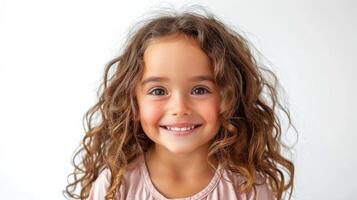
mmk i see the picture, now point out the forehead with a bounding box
[142,34,213,80]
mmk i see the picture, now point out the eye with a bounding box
[148,88,166,96]
[148,86,211,96]
[192,87,210,95]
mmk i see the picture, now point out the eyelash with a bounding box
[148,86,211,96]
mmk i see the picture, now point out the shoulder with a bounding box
[88,168,111,200]
[222,168,274,200]
[88,156,144,200]
[247,181,275,200]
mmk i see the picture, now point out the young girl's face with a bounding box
[135,34,221,155]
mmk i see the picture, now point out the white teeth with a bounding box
[165,125,196,131]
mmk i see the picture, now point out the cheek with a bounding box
[199,98,221,122]
[139,101,163,126]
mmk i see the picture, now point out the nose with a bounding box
[169,92,192,116]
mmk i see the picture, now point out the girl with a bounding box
[65,9,295,200]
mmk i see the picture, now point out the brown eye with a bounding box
[192,87,210,95]
[148,88,166,96]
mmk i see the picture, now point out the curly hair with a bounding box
[64,8,296,200]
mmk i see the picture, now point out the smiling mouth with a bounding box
[160,124,202,136]
[159,124,202,131]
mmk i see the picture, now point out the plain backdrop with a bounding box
[0,0,356,199]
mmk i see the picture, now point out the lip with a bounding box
[159,124,202,137]
[160,123,202,128]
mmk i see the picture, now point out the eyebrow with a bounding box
[141,75,215,86]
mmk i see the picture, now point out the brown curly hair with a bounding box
[64,7,296,200]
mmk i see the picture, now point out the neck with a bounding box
[144,144,219,178]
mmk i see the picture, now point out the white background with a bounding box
[0,0,356,199]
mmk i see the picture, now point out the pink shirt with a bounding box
[88,155,274,200]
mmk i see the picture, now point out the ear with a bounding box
[133,110,140,121]
[131,94,140,121]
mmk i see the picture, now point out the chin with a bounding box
[164,144,200,155]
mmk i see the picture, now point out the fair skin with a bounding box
[135,34,222,198]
